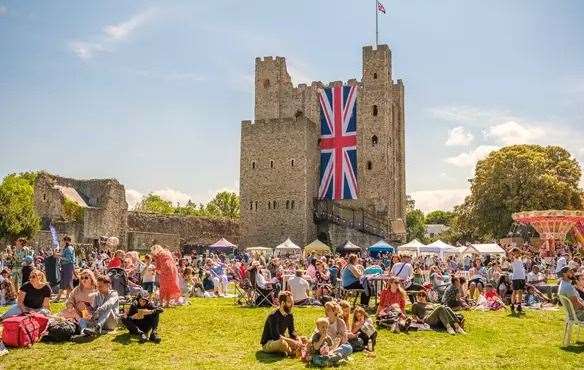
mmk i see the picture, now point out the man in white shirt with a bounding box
[527,265,545,286]
[286,270,310,305]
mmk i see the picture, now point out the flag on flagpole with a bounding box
[377,1,386,14]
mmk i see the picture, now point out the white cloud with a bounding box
[152,188,192,206]
[445,145,500,168]
[125,189,144,209]
[0,5,7,16]
[410,188,470,213]
[287,60,316,85]
[70,8,156,60]
[430,105,513,127]
[103,8,156,41]
[445,126,473,146]
[485,121,545,145]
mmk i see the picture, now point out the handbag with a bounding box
[361,320,376,338]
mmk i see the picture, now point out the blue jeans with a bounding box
[1,304,50,320]
[331,343,353,361]
[79,310,118,332]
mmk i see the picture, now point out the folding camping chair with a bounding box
[249,268,274,307]
[233,276,254,306]
[558,295,584,347]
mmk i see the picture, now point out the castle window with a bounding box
[286,200,290,209]
[367,161,373,170]
[291,159,295,167]
[255,201,258,210]
[252,161,256,169]
[295,110,303,118]
[270,160,274,169]
[249,201,253,210]
[268,202,271,210]
[273,201,277,209]
[291,200,295,209]
[373,72,378,79]
[43,194,47,201]
[372,135,378,146]
[372,105,378,116]
[263,79,270,88]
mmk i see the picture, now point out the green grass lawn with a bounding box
[0,299,583,370]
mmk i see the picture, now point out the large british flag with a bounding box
[318,85,358,200]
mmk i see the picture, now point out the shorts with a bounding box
[142,282,155,293]
[512,279,526,291]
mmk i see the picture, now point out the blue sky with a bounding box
[1,1,583,212]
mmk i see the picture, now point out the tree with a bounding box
[425,210,455,226]
[451,145,583,240]
[205,191,239,219]
[406,209,426,242]
[0,174,40,239]
[134,194,175,214]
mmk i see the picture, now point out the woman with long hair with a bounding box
[151,245,181,307]
[1,269,52,319]
[61,269,97,321]
[376,277,410,333]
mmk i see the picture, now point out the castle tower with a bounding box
[239,45,406,249]
[356,45,406,223]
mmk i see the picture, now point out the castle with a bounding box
[240,44,406,249]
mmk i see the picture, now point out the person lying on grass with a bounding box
[412,291,465,335]
[260,291,303,356]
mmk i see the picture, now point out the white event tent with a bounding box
[273,238,302,257]
[462,243,506,257]
[424,240,459,258]
[398,239,426,255]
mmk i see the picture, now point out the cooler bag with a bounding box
[2,313,49,348]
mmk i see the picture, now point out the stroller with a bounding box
[107,267,132,311]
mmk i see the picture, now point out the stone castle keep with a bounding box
[240,45,406,249]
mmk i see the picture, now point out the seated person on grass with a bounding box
[308,317,335,366]
[121,290,162,343]
[350,306,377,353]
[442,277,469,310]
[0,269,17,306]
[412,291,465,335]
[1,269,51,320]
[323,301,353,362]
[260,291,302,356]
[79,274,119,336]
[287,269,311,305]
[376,277,410,333]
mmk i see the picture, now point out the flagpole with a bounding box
[375,0,379,48]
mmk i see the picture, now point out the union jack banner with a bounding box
[318,85,358,200]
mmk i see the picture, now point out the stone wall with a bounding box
[127,231,181,251]
[127,212,239,247]
[323,222,384,251]
[240,116,319,248]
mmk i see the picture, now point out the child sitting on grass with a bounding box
[351,306,377,354]
[308,317,335,367]
[482,283,506,310]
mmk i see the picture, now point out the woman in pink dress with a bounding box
[151,245,181,307]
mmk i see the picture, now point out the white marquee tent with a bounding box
[462,243,506,256]
[398,239,426,255]
[424,240,459,258]
[274,238,302,257]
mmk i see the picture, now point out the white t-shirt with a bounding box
[141,263,156,283]
[527,271,544,285]
[391,262,413,281]
[511,260,526,280]
[556,257,567,273]
[287,276,310,302]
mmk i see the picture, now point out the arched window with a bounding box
[254,201,258,210]
[273,201,277,209]
[249,201,253,210]
[373,72,378,79]
[252,161,256,169]
[286,200,290,209]
[291,200,295,209]
[291,159,295,167]
[372,135,378,146]
[270,160,274,169]
[263,79,270,88]
[372,105,378,116]
[367,161,372,170]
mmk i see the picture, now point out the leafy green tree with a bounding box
[425,210,455,226]
[0,174,40,239]
[135,194,175,214]
[406,209,426,242]
[205,191,239,219]
[451,145,583,240]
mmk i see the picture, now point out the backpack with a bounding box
[2,313,49,348]
[44,318,77,342]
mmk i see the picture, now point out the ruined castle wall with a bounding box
[126,231,181,251]
[240,116,319,248]
[127,212,239,247]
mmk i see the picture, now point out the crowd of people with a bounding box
[0,235,583,365]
